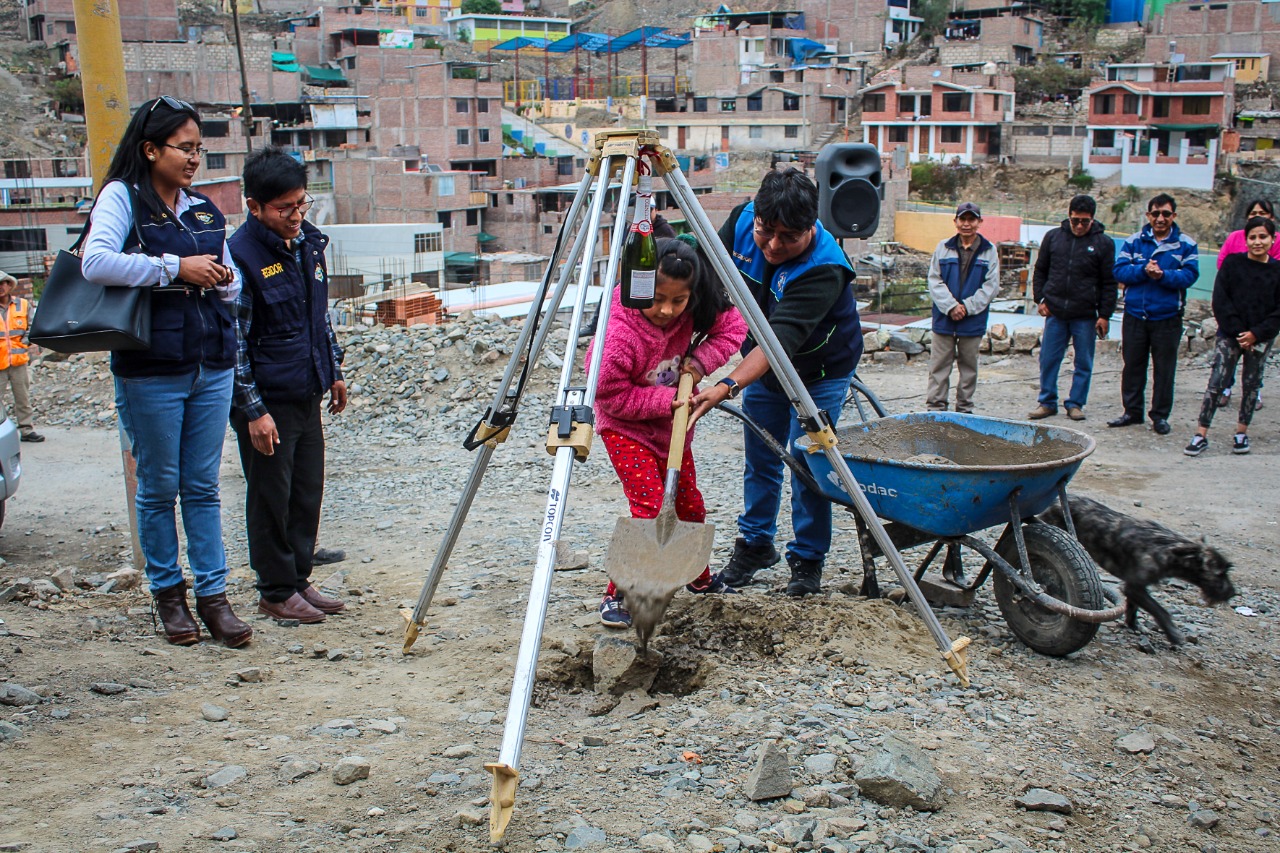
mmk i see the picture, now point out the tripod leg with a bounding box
[662,161,971,687]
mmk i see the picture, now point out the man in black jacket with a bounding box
[1028,195,1118,421]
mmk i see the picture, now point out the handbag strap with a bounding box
[71,181,148,257]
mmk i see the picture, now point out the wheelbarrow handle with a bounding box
[666,371,695,476]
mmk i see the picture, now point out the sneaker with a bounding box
[1233,433,1250,455]
[686,572,740,595]
[1183,435,1208,457]
[719,538,781,587]
[1027,405,1056,420]
[784,555,823,597]
[20,432,44,443]
[1217,388,1232,409]
[599,593,631,628]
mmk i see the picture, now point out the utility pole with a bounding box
[71,0,144,572]
[230,0,256,154]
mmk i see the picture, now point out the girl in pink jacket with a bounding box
[589,236,748,628]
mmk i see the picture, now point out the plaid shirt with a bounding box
[231,236,343,421]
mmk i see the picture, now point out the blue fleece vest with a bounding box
[227,216,335,401]
[730,203,862,383]
[111,183,236,377]
[932,234,995,337]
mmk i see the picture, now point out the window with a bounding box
[543,224,554,234]
[783,94,800,111]
[991,95,1001,111]
[889,126,909,143]
[203,120,230,138]
[0,229,46,252]
[1093,94,1115,115]
[437,211,452,228]
[205,153,227,169]
[747,95,762,111]
[919,95,932,116]
[456,128,469,144]
[1152,98,1169,118]
[64,19,75,33]
[466,209,479,226]
[784,125,798,138]
[52,159,78,177]
[1093,129,1116,148]
[941,93,971,112]
[1052,126,1076,136]
[455,98,469,113]
[769,71,784,83]
[693,98,707,112]
[414,232,442,252]
[656,125,669,138]
[325,130,345,147]
[477,98,489,113]
[478,128,490,143]
[437,175,455,196]
[1122,94,1140,114]
[557,158,574,176]
[976,127,988,142]
[1182,96,1211,116]
[898,95,915,113]
[941,126,962,143]
[864,93,886,112]
[749,126,762,139]
[720,98,736,112]
[3,160,31,179]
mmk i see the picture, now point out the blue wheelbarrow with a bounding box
[720,380,1126,657]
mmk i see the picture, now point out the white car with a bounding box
[0,416,21,529]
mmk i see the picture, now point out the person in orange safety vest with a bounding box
[0,271,43,442]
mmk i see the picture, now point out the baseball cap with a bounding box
[955,202,982,218]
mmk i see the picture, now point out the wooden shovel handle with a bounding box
[667,371,695,474]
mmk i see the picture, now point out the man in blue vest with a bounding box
[690,168,862,597]
[227,146,347,625]
[925,202,1001,413]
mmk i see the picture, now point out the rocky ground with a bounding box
[1,315,1279,853]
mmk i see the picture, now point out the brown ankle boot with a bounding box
[195,593,253,649]
[152,580,200,646]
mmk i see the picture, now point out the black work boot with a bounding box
[719,537,780,587]
[785,555,823,597]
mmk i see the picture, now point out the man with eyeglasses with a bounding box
[1108,193,1199,435]
[925,201,1001,414]
[227,146,348,624]
[1028,194,1118,422]
[689,168,862,597]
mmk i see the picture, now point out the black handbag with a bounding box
[29,183,153,354]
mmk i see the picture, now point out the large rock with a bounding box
[333,755,371,785]
[592,635,660,696]
[203,765,247,789]
[1200,317,1218,340]
[1012,328,1040,353]
[854,734,944,811]
[744,740,793,801]
[887,334,925,355]
[0,683,41,707]
[873,351,908,366]
[1015,788,1073,814]
[1116,731,1156,754]
[989,323,1009,341]
[989,335,1012,354]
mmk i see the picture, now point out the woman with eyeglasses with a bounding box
[81,96,252,649]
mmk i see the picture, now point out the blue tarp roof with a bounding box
[785,37,833,64]
[541,28,690,54]
[490,36,552,51]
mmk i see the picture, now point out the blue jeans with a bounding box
[115,367,234,596]
[1038,316,1097,411]
[739,373,851,564]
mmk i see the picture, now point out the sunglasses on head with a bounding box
[149,95,194,115]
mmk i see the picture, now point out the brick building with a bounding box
[1082,61,1235,189]
[859,66,1015,164]
[23,0,180,43]
[1146,0,1280,83]
[939,7,1043,68]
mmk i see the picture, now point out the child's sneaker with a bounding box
[1233,433,1250,455]
[686,572,740,595]
[1183,435,1208,457]
[599,594,631,628]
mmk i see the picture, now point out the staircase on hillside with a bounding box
[501,109,590,160]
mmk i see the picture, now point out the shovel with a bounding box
[604,371,715,649]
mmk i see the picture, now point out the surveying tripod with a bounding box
[399,131,972,843]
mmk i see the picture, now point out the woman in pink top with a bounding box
[588,236,748,629]
[1215,199,1275,409]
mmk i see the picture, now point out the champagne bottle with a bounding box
[620,175,656,309]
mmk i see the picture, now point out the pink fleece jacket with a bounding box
[1217,229,1280,268]
[588,287,748,459]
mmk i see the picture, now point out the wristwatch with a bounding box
[717,377,741,399]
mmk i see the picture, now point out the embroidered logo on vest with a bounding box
[195,212,214,224]
[261,263,284,278]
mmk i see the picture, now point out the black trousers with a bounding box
[1120,313,1183,422]
[231,395,325,602]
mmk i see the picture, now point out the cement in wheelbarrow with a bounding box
[798,412,1095,538]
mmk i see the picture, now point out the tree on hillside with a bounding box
[461,0,501,14]
[1040,0,1107,26]
[1012,63,1096,105]
[916,0,949,39]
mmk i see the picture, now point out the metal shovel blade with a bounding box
[605,512,715,646]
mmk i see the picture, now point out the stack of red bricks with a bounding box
[374,292,445,326]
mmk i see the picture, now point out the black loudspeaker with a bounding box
[816,143,883,239]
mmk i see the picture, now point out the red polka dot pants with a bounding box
[600,429,712,596]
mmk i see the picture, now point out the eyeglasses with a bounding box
[149,95,194,115]
[1069,217,1093,227]
[753,222,809,246]
[267,195,315,217]
[1148,210,1175,219]
[163,144,208,160]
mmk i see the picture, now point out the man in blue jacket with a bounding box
[1107,193,1199,435]
[925,202,1001,413]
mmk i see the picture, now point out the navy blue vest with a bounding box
[730,202,862,384]
[110,182,236,377]
[227,216,334,402]
[931,234,995,337]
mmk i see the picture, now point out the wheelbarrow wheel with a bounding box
[992,523,1104,657]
